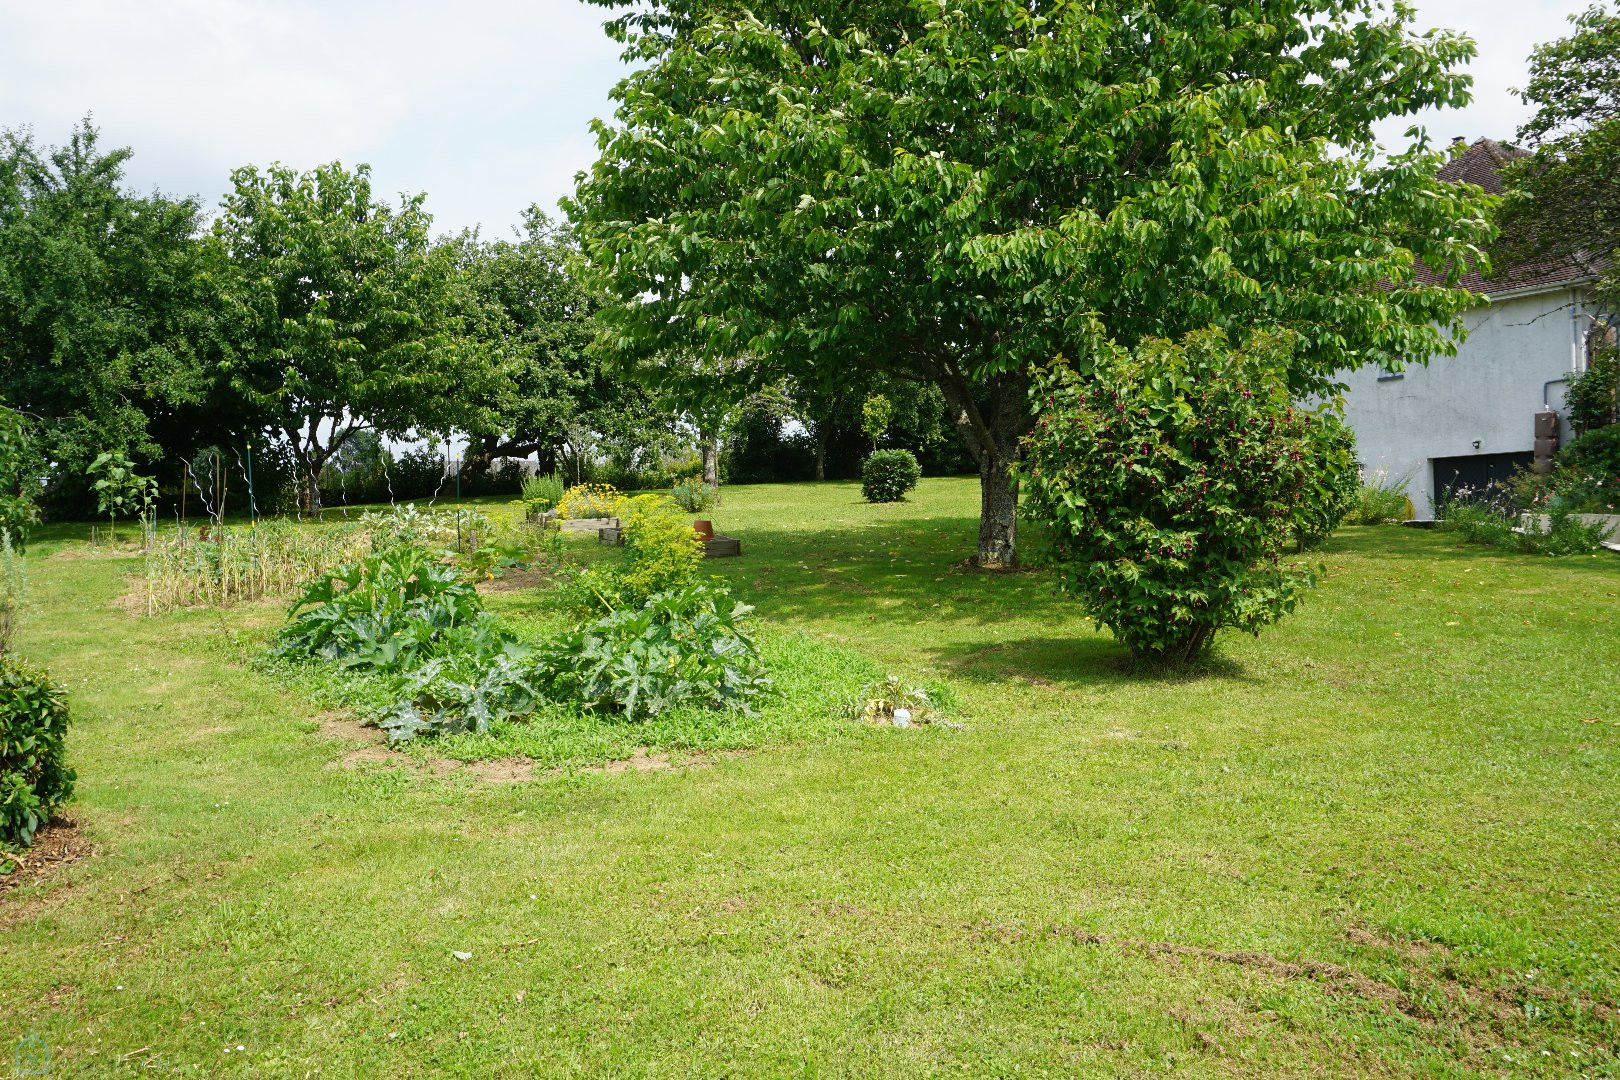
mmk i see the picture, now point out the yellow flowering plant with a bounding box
[555,483,623,520]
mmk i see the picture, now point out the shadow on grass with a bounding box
[1324,526,1620,574]
[698,513,1081,631]
[918,634,1255,690]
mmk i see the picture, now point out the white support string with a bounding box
[381,447,397,506]
[336,456,351,518]
[181,454,217,525]
[231,447,260,523]
[427,440,451,507]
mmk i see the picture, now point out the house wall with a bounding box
[1337,286,1592,515]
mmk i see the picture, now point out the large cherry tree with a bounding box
[569,0,1493,566]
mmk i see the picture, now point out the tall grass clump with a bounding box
[1344,469,1414,525]
[669,475,718,513]
[521,472,566,516]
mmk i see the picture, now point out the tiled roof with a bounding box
[1416,137,1602,296]
[1436,136,1520,194]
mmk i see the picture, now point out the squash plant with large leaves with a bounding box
[532,582,770,722]
[570,0,1494,568]
[274,545,510,674]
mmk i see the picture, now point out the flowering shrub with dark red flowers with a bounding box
[1020,329,1358,667]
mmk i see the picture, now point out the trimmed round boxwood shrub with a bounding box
[1,655,76,849]
[861,449,922,503]
[1021,328,1358,668]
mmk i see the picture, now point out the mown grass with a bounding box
[2,477,1618,1077]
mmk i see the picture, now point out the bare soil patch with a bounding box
[314,710,724,784]
[596,747,674,774]
[462,757,540,783]
[1344,924,1445,959]
[477,567,561,594]
[46,544,140,561]
[1,819,92,912]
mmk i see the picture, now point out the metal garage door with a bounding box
[1432,452,1534,503]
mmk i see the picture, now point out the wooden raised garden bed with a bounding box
[560,515,617,534]
[702,535,741,558]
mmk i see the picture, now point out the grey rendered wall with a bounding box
[1337,287,1590,515]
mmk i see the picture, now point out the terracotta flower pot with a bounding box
[693,519,715,539]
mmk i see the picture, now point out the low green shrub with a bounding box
[1435,494,1518,547]
[1561,424,1620,484]
[1292,424,1361,549]
[0,402,39,550]
[0,533,23,656]
[861,449,922,503]
[532,583,770,721]
[1435,485,1608,555]
[1534,511,1610,555]
[669,476,718,513]
[521,472,565,515]
[0,655,75,850]
[619,495,704,602]
[1020,328,1358,667]
[562,494,705,614]
[1510,459,1619,516]
[1566,345,1619,435]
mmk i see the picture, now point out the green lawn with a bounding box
[3,477,1618,1077]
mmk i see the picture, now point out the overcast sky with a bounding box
[0,0,1594,239]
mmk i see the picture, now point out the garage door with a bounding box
[1432,452,1534,503]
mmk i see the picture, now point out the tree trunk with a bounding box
[291,420,370,516]
[935,367,1028,569]
[700,433,720,488]
[813,425,827,481]
[976,443,1018,569]
[287,423,327,516]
